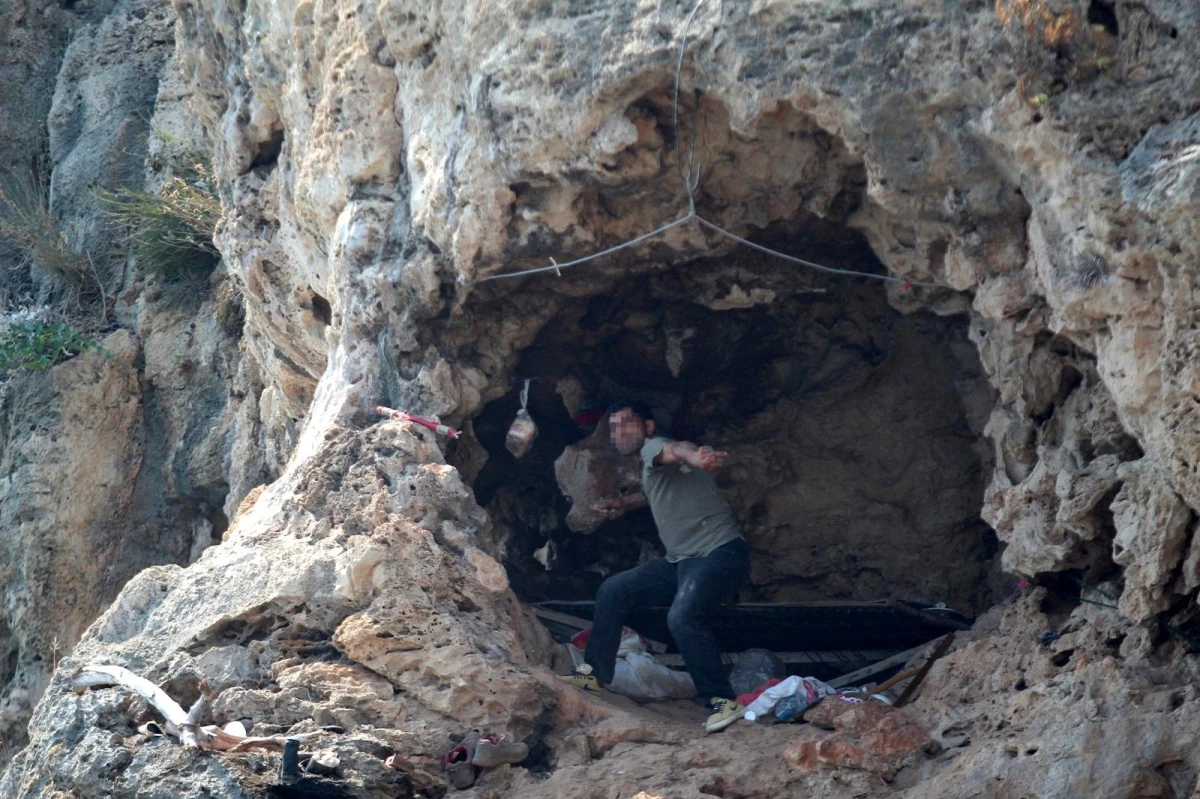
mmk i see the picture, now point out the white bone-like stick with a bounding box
[73,664,337,752]
[202,726,331,752]
[179,690,211,749]
[72,665,189,729]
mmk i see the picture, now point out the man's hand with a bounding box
[689,446,728,473]
[592,498,624,519]
[591,491,648,519]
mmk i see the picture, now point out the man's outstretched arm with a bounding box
[657,440,728,473]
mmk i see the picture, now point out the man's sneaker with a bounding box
[559,663,602,693]
[471,733,530,767]
[704,697,745,733]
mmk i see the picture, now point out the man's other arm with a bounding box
[593,490,649,519]
[656,440,728,473]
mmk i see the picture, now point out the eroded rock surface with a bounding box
[4,0,1200,796]
[1,421,558,796]
[0,333,144,752]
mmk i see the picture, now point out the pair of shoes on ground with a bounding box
[443,731,531,790]
[560,665,744,733]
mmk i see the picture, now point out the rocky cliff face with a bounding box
[0,0,265,761]
[3,0,1200,796]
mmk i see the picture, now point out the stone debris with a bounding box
[785,697,934,778]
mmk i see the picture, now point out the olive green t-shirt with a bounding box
[640,436,742,563]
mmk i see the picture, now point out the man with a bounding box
[560,400,750,733]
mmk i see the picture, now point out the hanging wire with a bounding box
[1162,621,1200,651]
[696,217,936,283]
[674,0,707,211]
[479,214,695,281]
[478,2,942,290]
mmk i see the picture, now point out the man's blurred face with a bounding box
[609,408,648,456]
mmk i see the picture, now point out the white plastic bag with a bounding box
[567,645,696,702]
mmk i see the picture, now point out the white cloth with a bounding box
[567,644,697,701]
[743,675,836,721]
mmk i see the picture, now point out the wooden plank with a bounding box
[866,667,921,697]
[893,633,955,707]
[533,607,591,630]
[654,649,897,668]
[534,607,667,654]
[827,640,938,689]
[887,602,972,631]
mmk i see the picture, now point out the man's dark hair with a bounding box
[607,399,654,423]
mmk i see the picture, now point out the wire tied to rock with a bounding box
[1068,576,1200,651]
[674,0,706,214]
[479,0,941,291]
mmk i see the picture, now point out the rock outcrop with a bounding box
[2,420,558,797]
[3,0,1200,796]
[0,332,144,752]
[0,0,262,759]
[785,698,933,779]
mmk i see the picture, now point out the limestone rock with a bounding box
[1,0,262,753]
[554,424,641,534]
[1,421,556,795]
[0,331,143,753]
[47,0,176,260]
[902,592,1200,799]
[786,699,933,778]
[1111,461,1192,621]
[9,0,1200,797]
[0,0,76,172]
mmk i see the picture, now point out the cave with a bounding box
[457,217,1002,631]
[423,90,1015,684]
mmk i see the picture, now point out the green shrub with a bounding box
[0,320,105,372]
[0,168,89,284]
[96,157,221,282]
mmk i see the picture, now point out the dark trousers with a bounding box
[584,538,749,701]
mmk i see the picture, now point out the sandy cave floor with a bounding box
[464,685,861,799]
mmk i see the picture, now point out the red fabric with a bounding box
[443,745,470,765]
[573,408,604,427]
[569,626,642,650]
[737,678,783,708]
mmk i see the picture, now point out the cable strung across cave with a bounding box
[480,0,942,290]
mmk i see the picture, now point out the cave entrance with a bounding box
[464,220,1000,641]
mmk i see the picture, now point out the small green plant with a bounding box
[96,157,221,282]
[0,168,89,284]
[0,320,104,372]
